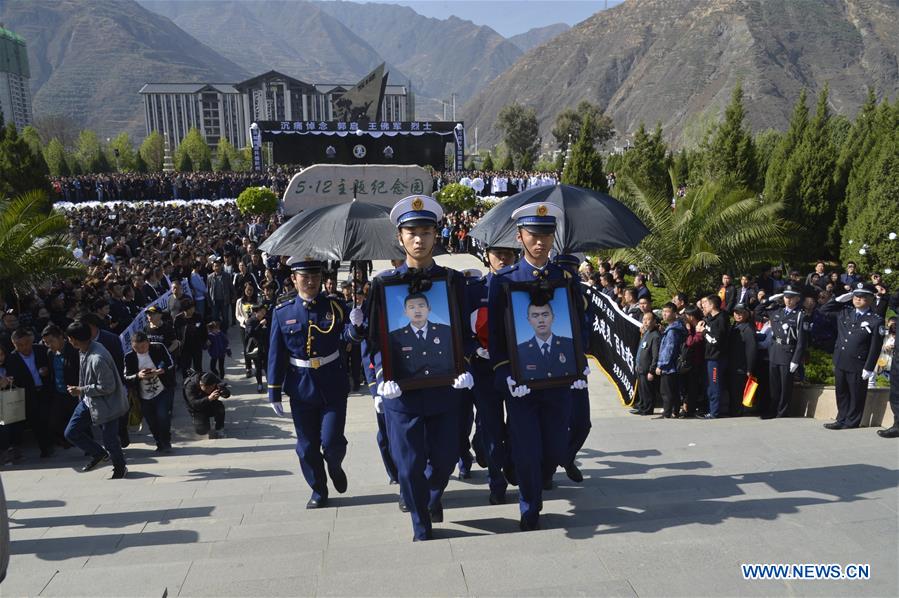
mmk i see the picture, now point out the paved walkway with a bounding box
[2,254,898,597]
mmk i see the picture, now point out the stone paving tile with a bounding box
[40,562,191,597]
[316,562,468,597]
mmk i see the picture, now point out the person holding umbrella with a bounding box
[367,195,475,542]
[487,203,590,532]
[267,258,367,509]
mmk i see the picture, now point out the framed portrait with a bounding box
[376,273,465,391]
[504,279,586,390]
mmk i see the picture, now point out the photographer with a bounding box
[183,371,229,439]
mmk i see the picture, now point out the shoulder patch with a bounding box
[276,297,294,309]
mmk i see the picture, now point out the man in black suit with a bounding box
[40,325,81,446]
[719,273,738,313]
[388,293,454,379]
[7,327,53,458]
[516,301,576,383]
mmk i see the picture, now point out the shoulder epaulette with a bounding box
[276,294,296,309]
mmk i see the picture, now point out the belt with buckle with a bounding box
[774,338,795,347]
[289,350,340,369]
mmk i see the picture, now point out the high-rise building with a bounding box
[0,25,33,130]
[140,70,414,149]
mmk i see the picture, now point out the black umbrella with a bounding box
[259,201,404,260]
[469,184,649,252]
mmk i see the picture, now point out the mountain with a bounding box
[312,1,523,102]
[139,0,394,84]
[0,0,249,139]
[508,23,570,53]
[464,0,899,148]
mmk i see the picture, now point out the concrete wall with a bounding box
[791,384,892,427]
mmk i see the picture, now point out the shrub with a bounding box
[236,186,278,215]
[435,183,477,212]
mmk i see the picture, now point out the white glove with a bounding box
[769,293,784,302]
[349,307,364,326]
[270,402,285,417]
[452,371,474,390]
[861,369,874,381]
[506,376,531,398]
[582,365,591,377]
[377,380,402,399]
[836,292,853,303]
[476,346,490,360]
[374,395,383,414]
[789,362,799,373]
[570,379,588,390]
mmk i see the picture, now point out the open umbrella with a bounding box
[259,200,404,260]
[469,184,649,252]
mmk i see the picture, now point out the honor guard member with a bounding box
[367,195,474,542]
[268,257,366,508]
[467,244,518,504]
[754,283,809,418]
[552,253,590,483]
[819,282,885,429]
[487,203,590,531]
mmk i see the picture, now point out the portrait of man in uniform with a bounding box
[384,279,458,383]
[507,284,581,387]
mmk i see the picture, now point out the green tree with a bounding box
[763,90,808,204]
[496,103,539,168]
[499,151,514,171]
[140,131,165,171]
[175,150,193,173]
[621,123,671,199]
[0,190,84,293]
[610,176,793,296]
[435,182,477,211]
[21,125,43,158]
[90,150,111,174]
[175,128,212,172]
[482,152,494,171]
[551,101,615,152]
[0,122,52,198]
[702,82,757,189]
[215,138,238,172]
[236,186,278,215]
[74,130,103,173]
[832,89,880,241]
[134,151,148,173]
[44,138,71,177]
[561,114,608,192]
[753,129,782,185]
[108,132,137,171]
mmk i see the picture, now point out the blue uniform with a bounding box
[488,259,582,527]
[368,262,467,541]
[362,336,398,483]
[466,273,509,497]
[268,292,362,501]
[516,335,578,381]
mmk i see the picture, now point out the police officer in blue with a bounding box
[367,195,475,541]
[467,243,518,503]
[268,257,366,508]
[754,283,809,419]
[819,282,884,429]
[516,301,578,381]
[487,203,590,531]
[552,253,590,483]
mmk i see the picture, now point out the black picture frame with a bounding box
[504,278,586,390]
[376,273,465,391]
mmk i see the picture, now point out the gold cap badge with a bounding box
[411,198,424,211]
[536,205,548,217]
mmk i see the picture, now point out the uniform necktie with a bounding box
[542,343,549,358]
[417,330,424,342]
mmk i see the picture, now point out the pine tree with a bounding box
[0,122,52,198]
[134,152,148,173]
[178,128,212,172]
[75,130,103,173]
[109,132,136,171]
[499,151,514,171]
[561,114,608,192]
[44,138,69,177]
[621,122,671,198]
[482,152,494,170]
[176,150,193,172]
[140,131,165,171]
[763,90,808,203]
[704,82,757,189]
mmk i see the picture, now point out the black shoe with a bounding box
[398,497,409,512]
[306,496,328,509]
[458,468,471,480]
[412,531,433,542]
[629,409,641,414]
[489,491,506,505]
[519,516,540,532]
[543,477,554,491]
[824,422,845,430]
[429,503,444,523]
[504,463,518,487]
[877,426,899,438]
[81,453,109,472]
[245,369,253,379]
[110,466,128,479]
[329,465,348,494]
[119,437,130,449]
[564,462,584,483]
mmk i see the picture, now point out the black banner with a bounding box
[583,284,641,406]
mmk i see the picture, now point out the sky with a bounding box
[331,0,622,37]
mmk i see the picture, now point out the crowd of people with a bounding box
[436,170,559,197]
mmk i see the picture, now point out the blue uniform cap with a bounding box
[511,202,563,234]
[390,195,444,228]
[851,282,876,296]
[289,256,323,273]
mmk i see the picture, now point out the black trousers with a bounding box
[25,387,53,453]
[682,367,704,415]
[192,400,225,434]
[210,356,226,379]
[659,373,680,416]
[834,367,868,428]
[346,344,362,390]
[637,373,659,414]
[49,390,79,442]
[728,369,748,417]
[768,363,795,418]
[181,346,203,376]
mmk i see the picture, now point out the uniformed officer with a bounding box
[819,282,884,430]
[466,243,518,503]
[487,203,590,531]
[552,253,590,483]
[754,283,808,418]
[879,318,898,438]
[267,258,365,508]
[516,302,578,381]
[388,293,455,379]
[367,195,475,542]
